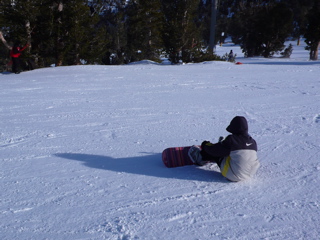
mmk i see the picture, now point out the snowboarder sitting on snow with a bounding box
[188,116,260,182]
[10,41,29,74]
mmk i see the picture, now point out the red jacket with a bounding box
[10,44,28,58]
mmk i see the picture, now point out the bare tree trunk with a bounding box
[0,31,12,50]
[310,2,320,60]
[75,43,80,65]
[310,41,320,60]
[55,1,64,66]
[314,41,320,60]
[25,20,32,47]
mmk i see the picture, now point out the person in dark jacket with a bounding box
[188,116,260,182]
[228,50,234,61]
[10,41,28,74]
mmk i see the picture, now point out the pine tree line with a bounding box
[0,0,319,70]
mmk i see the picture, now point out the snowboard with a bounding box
[162,146,195,168]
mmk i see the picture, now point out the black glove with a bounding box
[201,141,210,148]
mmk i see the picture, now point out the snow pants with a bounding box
[12,57,21,73]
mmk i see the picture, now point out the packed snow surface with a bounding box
[1,42,320,240]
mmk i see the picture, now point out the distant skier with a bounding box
[228,50,234,62]
[188,116,260,182]
[10,41,28,74]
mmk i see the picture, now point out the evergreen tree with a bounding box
[0,0,37,44]
[197,0,211,46]
[0,0,108,67]
[126,0,163,63]
[0,0,50,69]
[161,0,202,64]
[47,0,107,66]
[1,0,319,67]
[259,3,293,58]
[215,0,238,45]
[304,0,320,60]
[62,0,108,65]
[283,0,314,45]
[0,2,10,71]
[229,1,293,57]
[100,0,128,64]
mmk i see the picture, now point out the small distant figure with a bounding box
[10,41,28,74]
[228,50,234,62]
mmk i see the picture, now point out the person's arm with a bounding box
[20,43,29,51]
[0,31,12,50]
[201,137,231,157]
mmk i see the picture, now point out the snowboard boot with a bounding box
[188,145,206,166]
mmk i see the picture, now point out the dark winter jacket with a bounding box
[202,116,260,181]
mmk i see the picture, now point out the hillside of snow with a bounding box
[1,42,320,239]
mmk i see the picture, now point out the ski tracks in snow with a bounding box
[90,181,228,239]
[1,57,320,239]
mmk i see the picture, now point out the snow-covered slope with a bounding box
[1,43,320,239]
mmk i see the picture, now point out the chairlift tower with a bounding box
[209,0,217,52]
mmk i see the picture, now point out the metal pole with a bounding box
[209,0,217,52]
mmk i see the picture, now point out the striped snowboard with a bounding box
[162,146,195,168]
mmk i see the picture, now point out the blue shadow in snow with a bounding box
[242,60,320,66]
[54,153,226,183]
[1,71,13,75]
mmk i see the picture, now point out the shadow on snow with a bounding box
[54,152,227,183]
[242,60,320,66]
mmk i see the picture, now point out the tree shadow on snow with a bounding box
[1,71,13,75]
[54,152,227,183]
[243,60,320,66]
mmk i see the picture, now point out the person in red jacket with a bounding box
[10,41,28,74]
